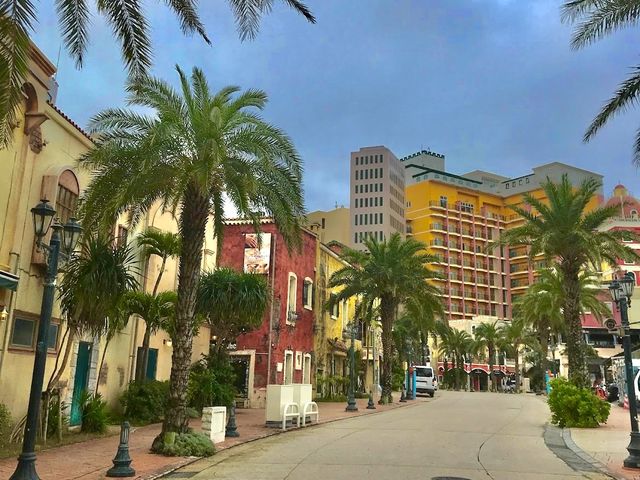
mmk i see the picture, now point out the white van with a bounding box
[415,365,437,397]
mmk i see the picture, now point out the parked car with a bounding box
[415,365,437,397]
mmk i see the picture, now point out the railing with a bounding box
[510,279,528,288]
[449,242,461,249]
[449,304,462,312]
[430,239,445,246]
[477,276,488,285]
[430,223,445,231]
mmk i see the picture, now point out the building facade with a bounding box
[0,43,213,421]
[350,146,406,249]
[306,207,350,246]
[218,220,317,408]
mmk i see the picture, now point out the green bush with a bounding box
[315,394,347,402]
[80,391,110,433]
[188,353,236,413]
[0,403,12,447]
[153,432,215,457]
[120,380,169,424]
[548,377,610,428]
[46,397,69,438]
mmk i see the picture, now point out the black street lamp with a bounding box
[346,322,358,412]
[609,272,640,470]
[11,200,82,480]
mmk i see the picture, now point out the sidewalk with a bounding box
[0,395,418,480]
[569,402,640,480]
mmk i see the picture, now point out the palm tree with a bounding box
[435,324,473,390]
[498,318,536,393]
[196,268,270,356]
[500,174,635,386]
[561,0,640,163]
[474,320,502,391]
[328,234,442,403]
[515,268,611,381]
[124,290,177,380]
[136,228,181,381]
[400,295,444,364]
[78,67,304,443]
[53,234,139,392]
[0,0,315,146]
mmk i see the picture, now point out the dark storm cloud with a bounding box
[32,0,640,211]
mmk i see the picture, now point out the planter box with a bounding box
[202,406,226,443]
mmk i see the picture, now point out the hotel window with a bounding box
[286,273,297,324]
[369,213,373,224]
[355,215,358,226]
[380,213,383,223]
[439,196,447,207]
[303,278,313,310]
[354,232,357,243]
[380,197,383,206]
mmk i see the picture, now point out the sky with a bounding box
[32,0,640,212]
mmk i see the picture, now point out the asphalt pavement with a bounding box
[166,390,611,480]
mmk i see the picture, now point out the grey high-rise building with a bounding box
[350,146,405,249]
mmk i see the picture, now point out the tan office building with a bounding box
[306,207,350,246]
[350,146,405,249]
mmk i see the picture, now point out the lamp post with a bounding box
[346,322,358,412]
[609,272,640,470]
[11,200,82,480]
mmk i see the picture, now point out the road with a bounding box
[171,390,610,480]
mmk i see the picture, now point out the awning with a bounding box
[0,270,18,291]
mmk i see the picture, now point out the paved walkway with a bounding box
[570,401,640,480]
[0,396,409,479]
[168,391,607,480]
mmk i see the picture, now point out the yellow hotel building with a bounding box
[402,152,604,324]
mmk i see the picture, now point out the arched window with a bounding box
[56,170,79,224]
[631,210,638,220]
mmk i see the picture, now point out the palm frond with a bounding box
[55,0,91,67]
[163,0,210,43]
[0,0,36,147]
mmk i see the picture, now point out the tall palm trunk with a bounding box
[137,256,168,382]
[159,185,208,439]
[420,331,427,364]
[560,261,587,387]
[379,295,395,404]
[539,320,550,380]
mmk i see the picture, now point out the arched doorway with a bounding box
[470,368,489,391]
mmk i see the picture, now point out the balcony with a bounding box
[463,275,476,283]
[430,223,446,231]
[509,248,527,259]
[430,239,446,247]
[449,256,462,266]
[448,242,461,250]
[449,304,463,313]
[477,276,488,286]
[429,200,449,209]
[510,279,529,289]
[449,272,461,282]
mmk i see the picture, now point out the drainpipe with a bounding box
[266,233,277,385]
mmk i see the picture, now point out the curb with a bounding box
[543,423,617,479]
[152,398,427,479]
[561,428,619,479]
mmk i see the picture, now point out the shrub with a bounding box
[0,403,12,447]
[46,397,69,438]
[188,353,236,413]
[120,380,169,424]
[153,432,215,457]
[80,391,110,433]
[548,377,610,428]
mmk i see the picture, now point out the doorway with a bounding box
[231,356,250,398]
[302,354,311,384]
[70,341,93,426]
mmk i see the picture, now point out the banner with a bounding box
[243,233,271,274]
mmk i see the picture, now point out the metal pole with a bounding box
[11,228,61,480]
[620,296,640,468]
[346,324,358,411]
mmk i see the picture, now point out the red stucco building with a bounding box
[218,219,318,408]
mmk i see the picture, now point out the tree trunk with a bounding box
[560,261,588,387]
[420,331,427,364]
[539,320,550,380]
[379,295,395,404]
[95,335,112,394]
[156,185,208,445]
[48,326,77,392]
[137,257,167,382]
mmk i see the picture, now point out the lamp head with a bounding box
[609,279,623,303]
[62,217,82,255]
[31,199,56,241]
[622,272,636,299]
